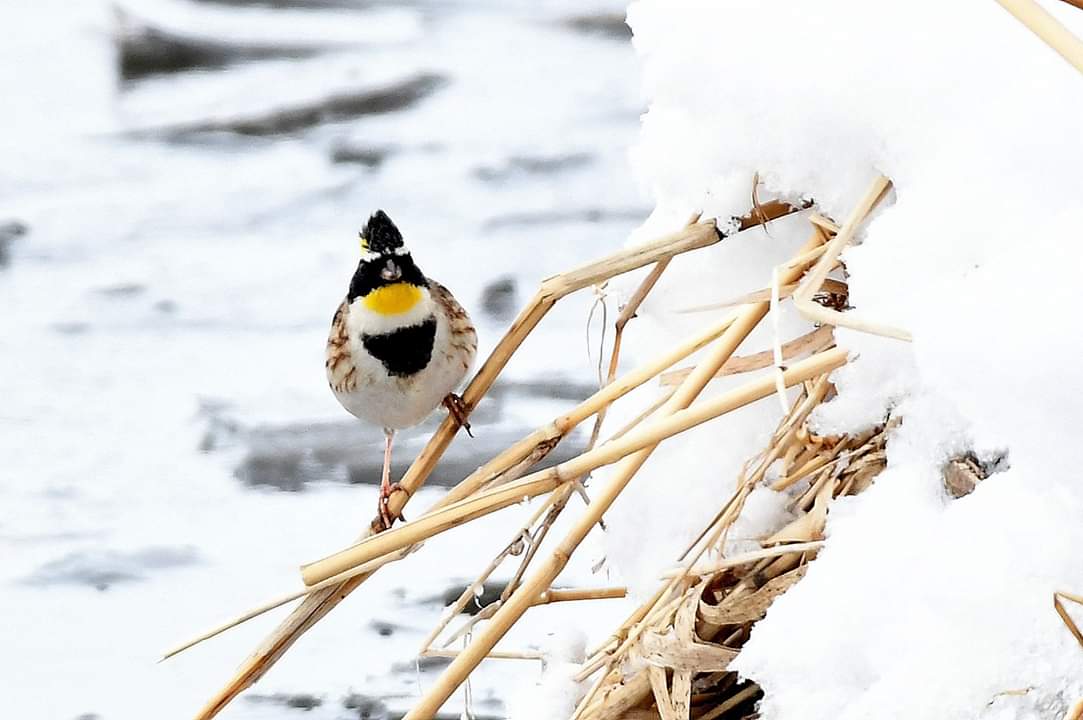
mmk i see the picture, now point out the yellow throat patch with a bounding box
[362,282,423,315]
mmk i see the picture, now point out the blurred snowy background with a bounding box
[0,1,644,718]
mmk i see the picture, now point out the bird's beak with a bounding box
[380,258,402,281]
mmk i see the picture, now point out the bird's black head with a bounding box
[361,210,405,255]
[349,210,427,304]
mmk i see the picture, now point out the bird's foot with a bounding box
[378,481,408,529]
[443,393,473,437]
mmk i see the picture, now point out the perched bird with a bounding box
[326,210,477,527]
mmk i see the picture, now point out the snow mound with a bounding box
[586,1,1083,718]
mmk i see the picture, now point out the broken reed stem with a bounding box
[537,587,629,604]
[661,541,825,578]
[993,0,1083,74]
[161,543,416,661]
[191,204,802,719]
[400,234,835,720]
[792,174,912,341]
[808,213,839,234]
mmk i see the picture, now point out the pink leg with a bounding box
[378,428,399,528]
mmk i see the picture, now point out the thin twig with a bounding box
[662,541,825,578]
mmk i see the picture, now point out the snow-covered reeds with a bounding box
[570,396,897,720]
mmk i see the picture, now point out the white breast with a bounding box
[333,293,471,430]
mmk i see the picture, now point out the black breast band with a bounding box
[362,317,437,377]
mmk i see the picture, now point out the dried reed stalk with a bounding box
[423,648,545,661]
[994,0,1083,73]
[675,278,847,314]
[808,213,839,234]
[191,203,806,719]
[1054,590,1083,648]
[659,326,835,386]
[537,588,631,603]
[662,541,825,578]
[420,588,628,663]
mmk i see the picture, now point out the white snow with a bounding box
[570,1,1083,718]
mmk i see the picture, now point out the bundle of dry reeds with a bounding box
[167,175,906,720]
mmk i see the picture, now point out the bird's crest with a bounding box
[360,210,405,255]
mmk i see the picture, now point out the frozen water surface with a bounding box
[0,1,643,717]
